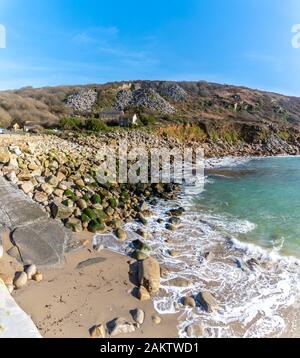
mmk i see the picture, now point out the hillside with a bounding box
[1,80,300,143]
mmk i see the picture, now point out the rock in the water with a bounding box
[166,277,192,287]
[204,251,215,262]
[165,223,176,231]
[108,317,136,337]
[168,250,178,257]
[13,271,28,289]
[116,228,126,241]
[138,257,161,294]
[90,324,106,338]
[166,207,185,217]
[136,228,148,239]
[131,309,145,325]
[186,323,204,337]
[138,201,149,212]
[183,296,196,308]
[197,291,218,312]
[25,264,37,280]
[138,286,151,301]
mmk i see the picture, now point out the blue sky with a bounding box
[1,0,300,95]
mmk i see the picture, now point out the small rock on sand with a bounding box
[32,272,43,282]
[13,271,28,289]
[108,317,136,337]
[138,286,151,301]
[25,264,37,280]
[90,324,106,338]
[0,244,3,259]
[131,309,145,325]
[152,315,162,325]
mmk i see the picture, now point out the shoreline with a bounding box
[1,133,300,338]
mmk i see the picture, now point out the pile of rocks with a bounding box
[115,88,176,114]
[159,83,188,102]
[65,89,98,113]
[0,135,180,235]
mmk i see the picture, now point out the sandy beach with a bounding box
[0,231,178,338]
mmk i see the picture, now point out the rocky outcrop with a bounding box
[65,89,97,113]
[159,83,188,102]
[115,88,176,114]
[138,257,161,294]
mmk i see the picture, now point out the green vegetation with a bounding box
[277,131,290,141]
[223,130,240,144]
[59,116,82,130]
[157,124,206,143]
[139,114,156,126]
[208,129,219,142]
[85,118,108,132]
[91,194,101,204]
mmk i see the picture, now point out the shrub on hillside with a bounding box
[85,118,108,132]
[59,116,82,130]
[140,114,156,126]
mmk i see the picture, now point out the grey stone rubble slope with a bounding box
[0,176,71,267]
[115,88,176,114]
[65,89,98,113]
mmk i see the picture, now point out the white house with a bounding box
[119,114,139,127]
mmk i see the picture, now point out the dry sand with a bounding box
[0,232,178,338]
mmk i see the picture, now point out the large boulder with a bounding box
[138,257,160,294]
[197,291,218,312]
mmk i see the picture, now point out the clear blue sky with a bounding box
[1,0,300,95]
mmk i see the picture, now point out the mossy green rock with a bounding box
[91,194,101,204]
[81,213,90,223]
[83,207,97,220]
[132,250,148,261]
[88,220,106,233]
[108,197,118,208]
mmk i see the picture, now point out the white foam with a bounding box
[206,156,252,169]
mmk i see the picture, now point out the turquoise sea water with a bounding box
[200,156,300,257]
